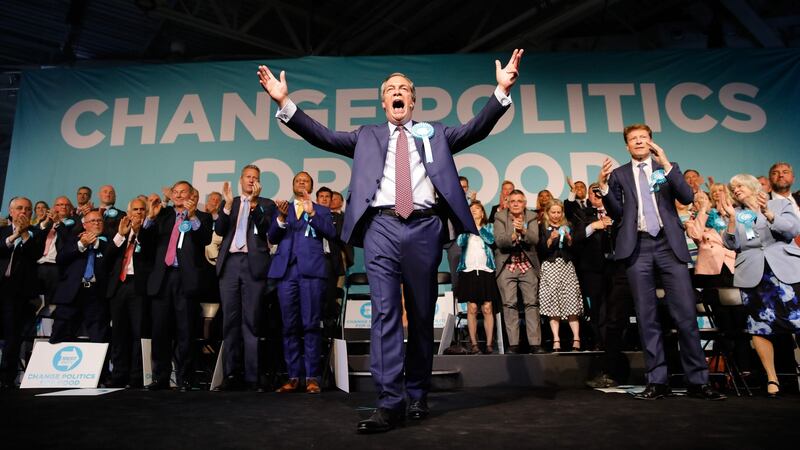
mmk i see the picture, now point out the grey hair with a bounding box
[729,174,762,206]
[380,72,416,102]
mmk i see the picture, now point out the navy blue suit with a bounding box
[281,95,509,409]
[214,196,275,383]
[50,235,116,344]
[603,160,709,385]
[268,202,335,380]
[0,226,41,385]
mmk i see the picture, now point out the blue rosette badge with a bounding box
[705,208,727,232]
[411,122,435,163]
[736,210,758,240]
[558,225,570,249]
[104,208,118,219]
[178,220,192,233]
[649,169,667,192]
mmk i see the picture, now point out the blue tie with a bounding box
[234,198,250,249]
[638,162,660,237]
[83,247,96,281]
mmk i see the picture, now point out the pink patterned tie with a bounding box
[164,212,183,266]
[394,125,413,219]
[42,227,57,257]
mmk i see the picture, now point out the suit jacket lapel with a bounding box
[376,124,390,164]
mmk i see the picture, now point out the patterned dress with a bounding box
[538,223,583,319]
[741,263,800,335]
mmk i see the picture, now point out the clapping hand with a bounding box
[147,193,162,219]
[118,216,131,236]
[222,181,234,207]
[276,200,289,219]
[598,158,614,190]
[249,181,262,207]
[79,230,97,247]
[300,190,315,216]
[647,141,672,172]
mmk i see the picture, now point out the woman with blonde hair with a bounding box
[719,174,800,398]
[538,199,583,352]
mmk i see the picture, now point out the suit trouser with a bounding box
[578,269,605,347]
[109,277,145,386]
[625,232,708,385]
[276,261,325,379]
[443,240,461,299]
[1,296,34,384]
[36,263,59,305]
[600,261,635,382]
[497,267,541,347]
[151,268,197,385]
[50,287,108,343]
[364,213,442,411]
[219,253,265,383]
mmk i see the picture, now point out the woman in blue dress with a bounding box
[720,174,800,398]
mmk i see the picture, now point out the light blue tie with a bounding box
[234,198,249,249]
[638,162,660,237]
[83,247,96,281]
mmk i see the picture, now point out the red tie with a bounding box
[120,235,136,282]
[794,235,800,247]
[42,227,57,257]
[394,125,413,219]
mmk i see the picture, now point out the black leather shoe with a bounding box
[506,345,520,354]
[407,399,429,420]
[178,381,195,393]
[529,345,547,354]
[357,408,404,434]
[687,384,726,401]
[214,375,244,392]
[634,383,671,400]
[144,381,170,391]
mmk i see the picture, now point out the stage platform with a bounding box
[2,385,795,449]
[344,351,646,391]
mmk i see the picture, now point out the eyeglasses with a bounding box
[84,219,103,224]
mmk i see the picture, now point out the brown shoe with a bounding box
[275,378,300,393]
[305,378,321,394]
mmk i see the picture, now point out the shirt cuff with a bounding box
[276,217,288,229]
[494,86,512,107]
[113,233,126,247]
[223,206,232,216]
[77,241,87,252]
[276,99,297,123]
[568,191,577,202]
[143,217,154,229]
[5,237,14,248]
[600,185,609,196]
[585,224,595,238]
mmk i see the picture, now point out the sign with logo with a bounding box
[21,342,108,389]
[344,300,372,329]
[344,292,455,330]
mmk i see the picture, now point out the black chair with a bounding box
[697,288,752,396]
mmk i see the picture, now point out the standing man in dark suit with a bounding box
[564,178,590,225]
[0,197,40,388]
[214,165,275,391]
[268,172,336,395]
[36,196,78,307]
[598,123,724,401]
[50,210,115,344]
[106,198,152,388]
[98,185,126,238]
[258,49,523,432]
[141,180,213,392]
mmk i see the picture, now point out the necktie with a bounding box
[295,201,303,220]
[120,234,136,282]
[5,242,17,277]
[164,212,184,266]
[234,198,249,249]
[394,125,413,219]
[43,227,57,257]
[83,247,96,281]
[638,162,660,237]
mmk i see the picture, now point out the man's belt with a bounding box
[374,207,437,220]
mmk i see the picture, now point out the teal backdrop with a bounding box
[7,49,800,217]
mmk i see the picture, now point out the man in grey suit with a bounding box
[493,190,543,354]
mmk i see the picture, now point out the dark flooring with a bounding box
[1,386,795,449]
